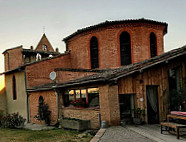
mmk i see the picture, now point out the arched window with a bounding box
[42,45,47,51]
[12,75,17,100]
[90,36,99,69]
[120,31,132,65]
[36,53,42,61]
[150,32,157,57]
[39,96,44,104]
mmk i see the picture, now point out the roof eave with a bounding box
[63,18,168,42]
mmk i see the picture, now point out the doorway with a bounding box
[119,94,134,122]
[146,86,159,124]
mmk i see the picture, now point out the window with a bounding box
[64,88,99,108]
[42,45,47,51]
[90,37,99,69]
[88,88,99,107]
[168,67,182,92]
[119,94,135,120]
[36,53,42,61]
[12,75,17,100]
[120,31,132,65]
[39,96,44,104]
[150,32,157,57]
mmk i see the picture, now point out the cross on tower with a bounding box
[43,26,45,34]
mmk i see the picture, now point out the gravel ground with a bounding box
[99,126,156,142]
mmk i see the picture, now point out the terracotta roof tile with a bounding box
[27,45,186,92]
[63,18,168,42]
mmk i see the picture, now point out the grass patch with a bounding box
[0,128,93,142]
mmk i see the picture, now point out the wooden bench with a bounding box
[160,122,186,139]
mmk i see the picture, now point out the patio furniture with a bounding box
[160,114,186,139]
[160,122,186,139]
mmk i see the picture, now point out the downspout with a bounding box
[24,68,30,122]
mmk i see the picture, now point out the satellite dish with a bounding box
[49,71,56,80]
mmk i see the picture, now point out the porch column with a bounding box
[99,84,120,126]
[58,91,64,120]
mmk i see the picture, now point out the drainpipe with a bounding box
[24,69,30,123]
[98,113,101,128]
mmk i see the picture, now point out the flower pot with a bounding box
[133,118,142,125]
[61,119,90,131]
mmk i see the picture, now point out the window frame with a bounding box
[64,87,100,108]
[90,36,99,69]
[12,75,17,100]
[120,31,132,66]
[150,32,157,58]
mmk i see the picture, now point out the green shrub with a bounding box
[132,108,145,118]
[0,109,4,126]
[35,100,51,125]
[1,112,26,128]
[170,88,186,111]
[62,117,84,122]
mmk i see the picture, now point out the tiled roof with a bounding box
[63,18,168,42]
[0,52,70,75]
[2,45,23,54]
[0,66,25,76]
[27,82,56,91]
[27,45,186,92]
[54,68,108,73]
[22,49,60,55]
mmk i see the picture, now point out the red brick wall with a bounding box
[66,23,166,69]
[26,54,72,87]
[29,90,58,125]
[4,47,23,71]
[35,34,54,52]
[56,71,96,84]
[62,108,100,129]
[99,85,120,126]
[4,53,8,72]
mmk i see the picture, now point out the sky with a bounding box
[0,0,186,90]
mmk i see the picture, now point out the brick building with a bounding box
[1,18,186,129]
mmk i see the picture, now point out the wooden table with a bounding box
[160,114,186,139]
[167,114,186,122]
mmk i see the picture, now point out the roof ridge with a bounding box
[2,45,23,54]
[63,18,168,42]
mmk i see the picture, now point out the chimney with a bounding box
[56,48,59,53]
[30,46,33,50]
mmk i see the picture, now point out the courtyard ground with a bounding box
[98,126,155,142]
[0,128,93,142]
[93,125,186,142]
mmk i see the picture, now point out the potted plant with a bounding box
[132,108,145,125]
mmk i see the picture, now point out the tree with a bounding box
[35,96,51,125]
